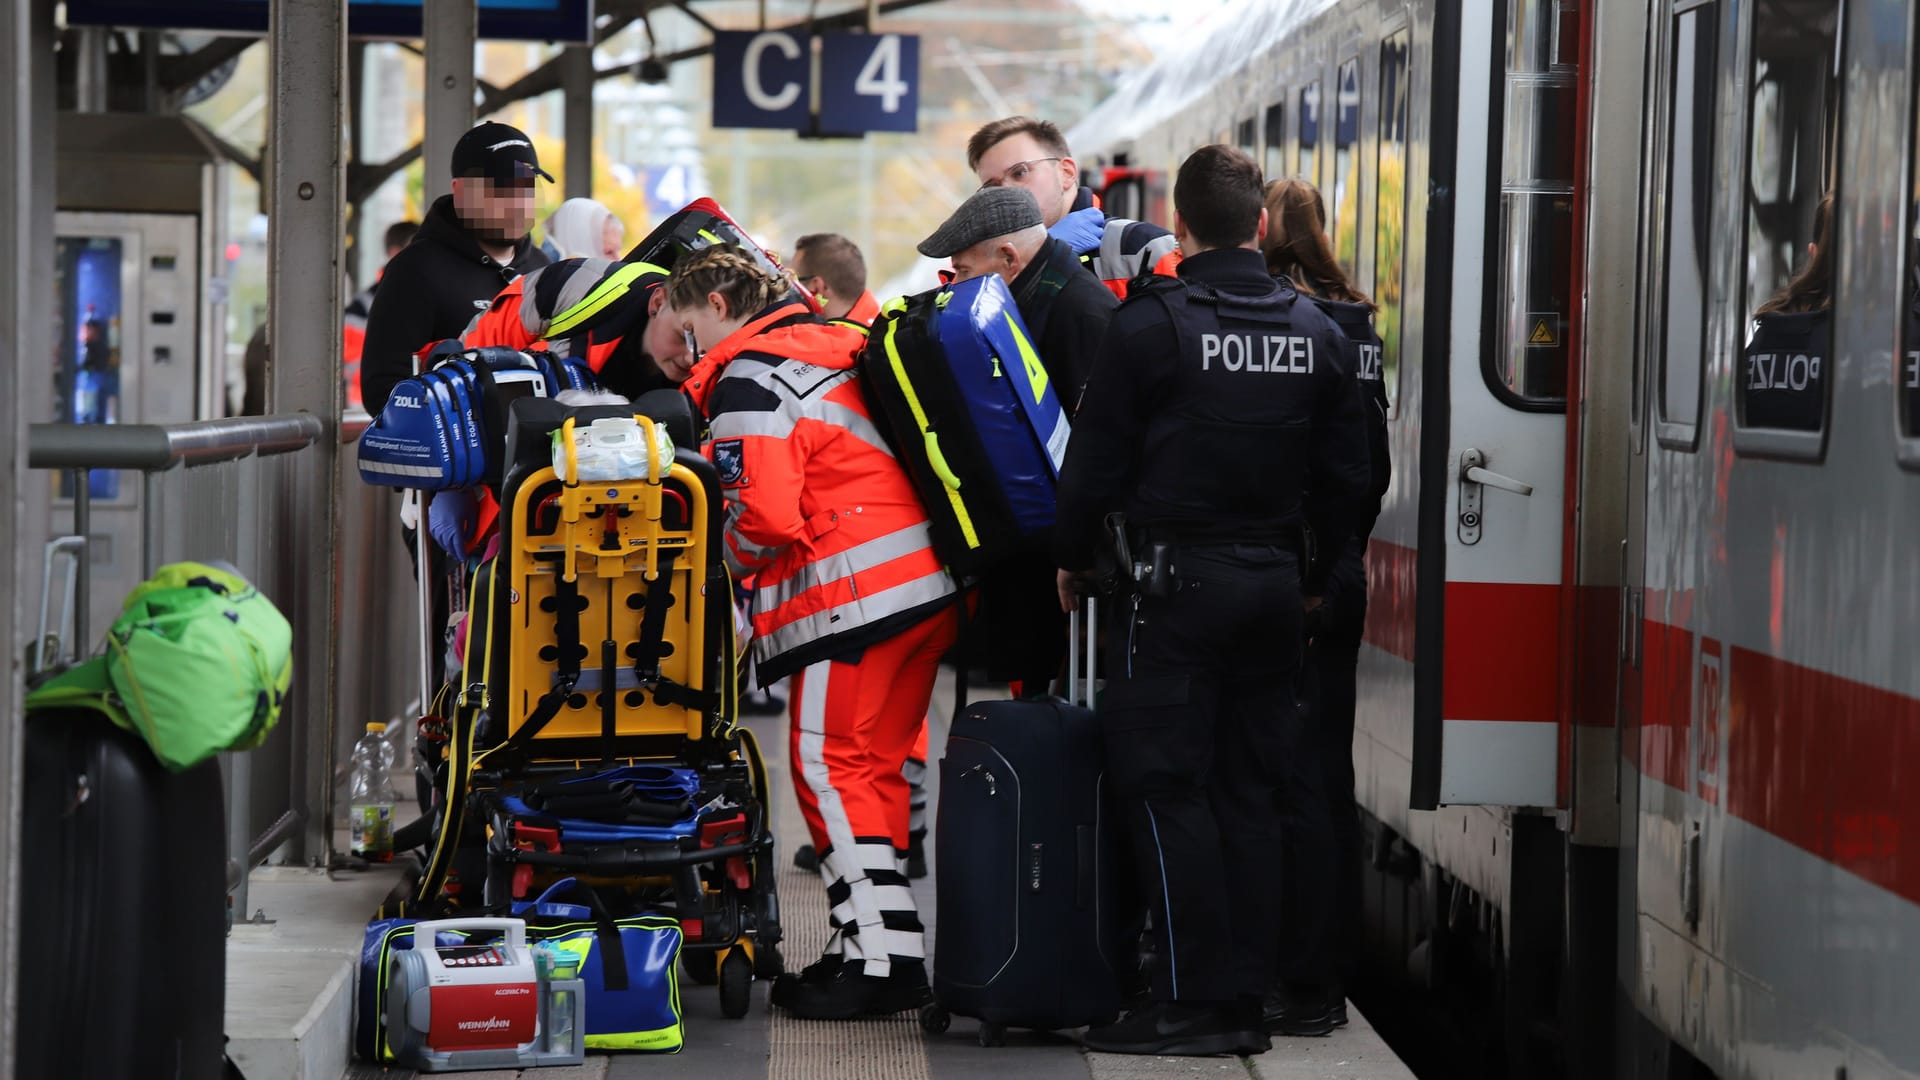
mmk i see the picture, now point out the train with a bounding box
[1071,0,1919,1076]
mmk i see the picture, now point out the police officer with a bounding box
[1261,177,1392,1035]
[1054,144,1370,1057]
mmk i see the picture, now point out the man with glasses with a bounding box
[362,121,554,411]
[967,116,1180,299]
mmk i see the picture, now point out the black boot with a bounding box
[1261,984,1338,1037]
[793,844,819,871]
[905,830,928,880]
[772,958,931,1020]
[1082,1001,1269,1056]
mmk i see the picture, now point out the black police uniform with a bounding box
[1276,288,1391,1010]
[1055,247,1371,1010]
[1740,307,1829,432]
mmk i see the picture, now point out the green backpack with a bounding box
[27,562,293,771]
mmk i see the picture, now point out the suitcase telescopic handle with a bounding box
[1066,596,1098,708]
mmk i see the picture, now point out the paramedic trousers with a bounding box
[1101,543,1305,1004]
[1278,545,1367,989]
[789,604,959,977]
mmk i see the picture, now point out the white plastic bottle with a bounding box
[348,722,398,861]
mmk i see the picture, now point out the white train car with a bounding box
[1071,0,1920,1076]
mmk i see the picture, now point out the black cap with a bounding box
[450,122,553,184]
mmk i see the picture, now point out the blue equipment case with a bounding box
[860,273,1071,582]
[357,346,595,491]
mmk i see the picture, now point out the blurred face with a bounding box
[450,175,536,244]
[973,133,1077,227]
[949,237,1024,285]
[601,215,626,260]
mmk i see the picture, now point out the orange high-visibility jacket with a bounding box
[682,301,957,684]
[1086,217,1183,300]
[460,258,668,375]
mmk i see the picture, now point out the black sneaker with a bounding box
[768,953,845,1010]
[1081,1001,1270,1056]
[906,830,928,880]
[773,959,931,1020]
[1261,987,1337,1037]
[793,844,819,871]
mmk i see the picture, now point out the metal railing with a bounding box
[22,413,416,922]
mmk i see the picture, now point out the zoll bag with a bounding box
[860,273,1071,582]
[357,346,596,490]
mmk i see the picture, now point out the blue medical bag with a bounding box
[357,346,595,491]
[356,883,685,1061]
[860,274,1071,582]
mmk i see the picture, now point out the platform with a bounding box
[229,669,1414,1080]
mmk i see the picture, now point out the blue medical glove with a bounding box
[1049,206,1107,255]
[428,487,478,559]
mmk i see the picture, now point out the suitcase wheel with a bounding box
[976,1020,1007,1047]
[918,1004,950,1035]
[718,947,754,1019]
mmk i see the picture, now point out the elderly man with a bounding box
[918,186,1116,413]
[916,186,1118,696]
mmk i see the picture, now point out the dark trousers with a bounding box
[1277,545,1367,989]
[1100,543,1304,1004]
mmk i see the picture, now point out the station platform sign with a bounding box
[66,0,593,43]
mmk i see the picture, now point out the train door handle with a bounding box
[1457,448,1534,545]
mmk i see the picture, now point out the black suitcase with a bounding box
[18,708,229,1079]
[924,603,1125,1045]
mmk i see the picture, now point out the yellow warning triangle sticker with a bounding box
[1528,319,1557,346]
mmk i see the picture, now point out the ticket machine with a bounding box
[42,112,227,638]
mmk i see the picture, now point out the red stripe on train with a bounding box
[1362,540,1560,722]
[1640,620,1920,906]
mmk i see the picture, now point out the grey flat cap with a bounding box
[917,186,1045,258]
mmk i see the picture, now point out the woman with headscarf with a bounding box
[541,197,627,260]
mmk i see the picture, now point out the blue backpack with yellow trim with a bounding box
[859,273,1070,583]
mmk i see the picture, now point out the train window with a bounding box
[1734,0,1839,456]
[1300,82,1321,186]
[1264,101,1287,181]
[1657,5,1718,442]
[1236,117,1258,158]
[1332,58,1362,268]
[1488,0,1577,404]
[1377,31,1410,410]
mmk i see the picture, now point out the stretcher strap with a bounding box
[501,572,582,755]
[630,549,716,713]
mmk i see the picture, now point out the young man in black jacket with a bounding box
[361,122,553,410]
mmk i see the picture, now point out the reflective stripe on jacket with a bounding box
[682,302,957,684]
[1087,218,1182,300]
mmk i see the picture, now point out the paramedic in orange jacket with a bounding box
[658,245,960,1020]
[784,231,934,881]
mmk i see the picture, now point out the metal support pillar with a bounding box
[423,0,477,200]
[1,0,57,1064]
[268,0,346,865]
[562,43,594,198]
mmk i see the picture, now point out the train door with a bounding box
[50,211,203,637]
[1412,0,1580,809]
